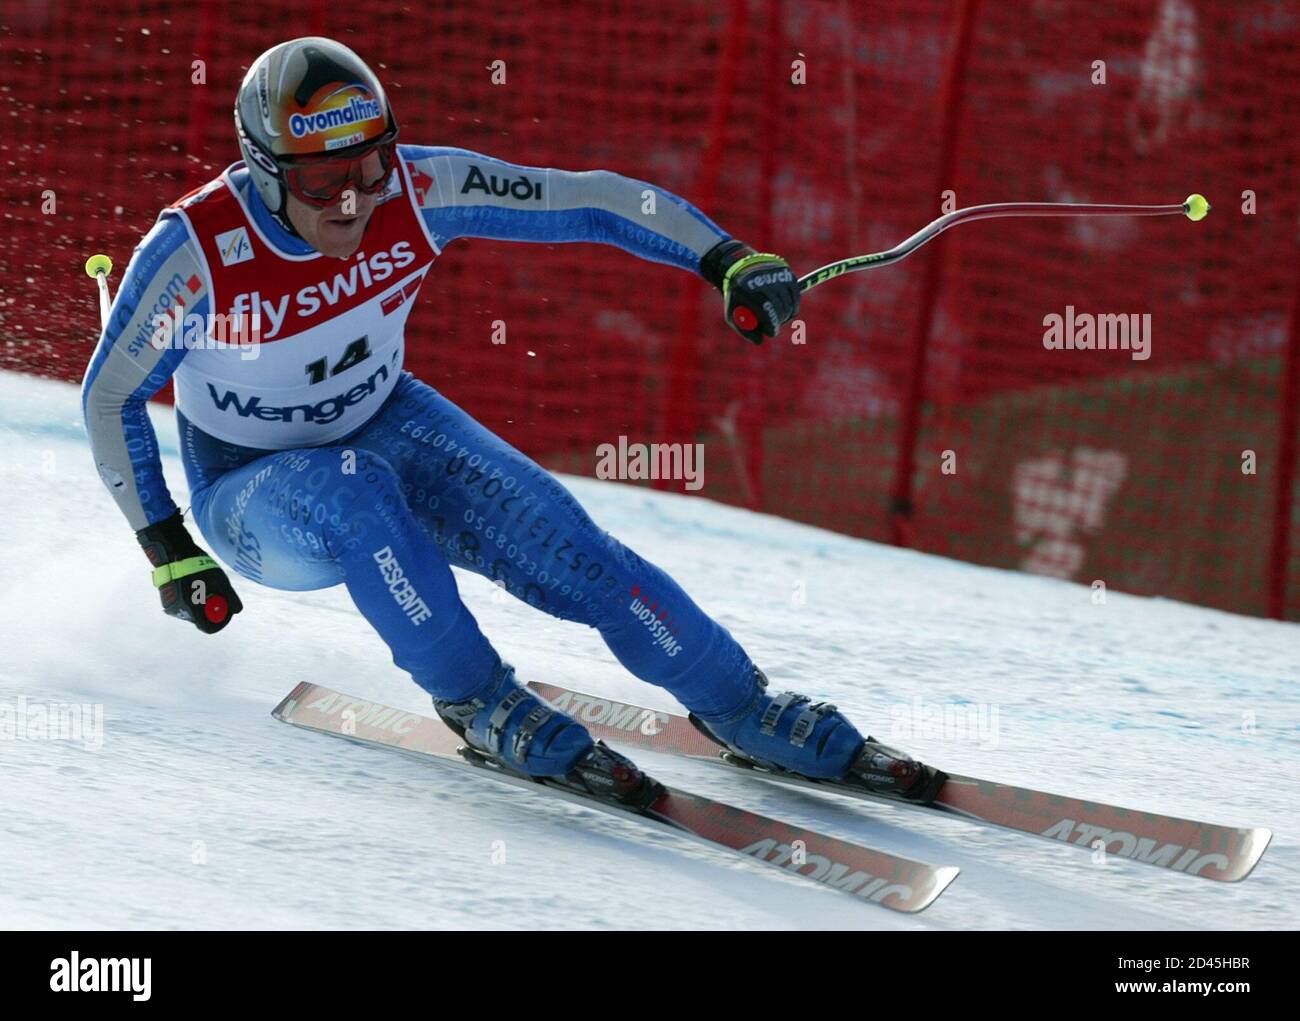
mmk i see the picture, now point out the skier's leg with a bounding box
[187,443,598,778]
[346,373,757,719]
[189,445,500,698]
[346,374,914,786]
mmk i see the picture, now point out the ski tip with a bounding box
[1225,827,1273,882]
[898,865,961,913]
[271,682,311,722]
[928,864,962,905]
[270,698,294,722]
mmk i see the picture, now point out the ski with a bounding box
[271,683,959,913]
[528,682,1272,883]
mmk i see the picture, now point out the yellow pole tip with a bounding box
[84,253,113,278]
[1183,194,1210,222]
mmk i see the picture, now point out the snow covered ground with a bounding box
[1,368,1296,930]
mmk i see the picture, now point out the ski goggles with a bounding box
[281,131,399,207]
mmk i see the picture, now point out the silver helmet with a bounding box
[233,37,398,220]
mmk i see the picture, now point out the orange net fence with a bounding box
[3,0,1297,618]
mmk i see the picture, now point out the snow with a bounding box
[1,368,1296,930]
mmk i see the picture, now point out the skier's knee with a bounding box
[344,450,404,502]
[318,450,416,557]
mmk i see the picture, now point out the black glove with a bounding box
[135,511,243,634]
[700,239,800,344]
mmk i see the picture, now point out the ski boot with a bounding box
[434,661,664,810]
[690,668,946,804]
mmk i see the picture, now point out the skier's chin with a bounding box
[314,213,370,258]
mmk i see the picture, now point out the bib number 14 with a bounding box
[305,336,371,384]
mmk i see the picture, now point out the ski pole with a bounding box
[84,252,114,330]
[729,194,1209,331]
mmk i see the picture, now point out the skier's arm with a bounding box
[403,144,725,270]
[401,145,799,342]
[81,213,242,633]
[81,213,195,530]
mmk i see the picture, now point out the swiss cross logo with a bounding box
[406,162,435,206]
[146,274,203,350]
[215,227,254,267]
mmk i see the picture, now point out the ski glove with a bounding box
[135,511,243,634]
[700,239,800,344]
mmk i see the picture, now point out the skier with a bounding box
[82,37,939,808]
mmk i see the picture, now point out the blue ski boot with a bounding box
[690,669,946,803]
[434,661,663,809]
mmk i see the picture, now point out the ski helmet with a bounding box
[234,37,398,226]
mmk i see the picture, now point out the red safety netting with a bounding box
[2,0,1297,619]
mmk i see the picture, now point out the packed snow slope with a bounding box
[1,369,1296,930]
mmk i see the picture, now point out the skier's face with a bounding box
[286,188,379,259]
